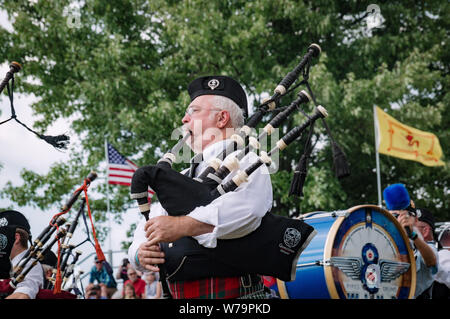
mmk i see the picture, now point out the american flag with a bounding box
[107,143,155,197]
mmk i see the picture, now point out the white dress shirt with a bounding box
[11,250,44,298]
[129,139,273,271]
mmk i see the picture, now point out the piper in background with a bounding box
[383,183,439,298]
[0,210,44,299]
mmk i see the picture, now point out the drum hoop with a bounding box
[276,278,290,299]
[325,204,416,299]
[323,208,345,299]
[278,204,417,299]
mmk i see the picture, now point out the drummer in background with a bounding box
[414,207,440,298]
[383,184,438,299]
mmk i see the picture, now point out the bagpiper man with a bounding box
[0,210,44,299]
[129,75,273,299]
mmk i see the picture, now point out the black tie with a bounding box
[188,153,203,178]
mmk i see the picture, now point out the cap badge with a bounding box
[208,79,220,90]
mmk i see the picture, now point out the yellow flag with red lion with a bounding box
[375,106,444,166]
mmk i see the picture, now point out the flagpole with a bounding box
[373,106,382,207]
[104,137,113,266]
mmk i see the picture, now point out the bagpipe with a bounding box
[130,44,350,284]
[1,172,104,299]
[0,62,70,149]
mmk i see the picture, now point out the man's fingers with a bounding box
[145,225,155,239]
[142,256,165,265]
[148,244,161,252]
[148,237,162,247]
[141,249,164,259]
[144,219,155,232]
[145,264,160,272]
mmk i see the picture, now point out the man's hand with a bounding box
[145,215,186,245]
[144,215,214,247]
[396,210,416,230]
[393,210,437,267]
[137,242,165,272]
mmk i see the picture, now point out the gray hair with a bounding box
[211,95,244,128]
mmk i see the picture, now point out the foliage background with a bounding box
[0,1,448,247]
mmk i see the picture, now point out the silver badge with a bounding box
[0,218,8,227]
[208,79,220,90]
[284,228,301,248]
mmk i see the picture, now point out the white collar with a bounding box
[201,139,234,162]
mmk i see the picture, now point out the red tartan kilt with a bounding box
[1,279,77,299]
[36,289,77,299]
[0,279,14,297]
[169,276,241,299]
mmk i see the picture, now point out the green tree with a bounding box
[1,0,448,248]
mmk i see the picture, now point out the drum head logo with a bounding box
[284,228,301,248]
[327,208,414,299]
[0,234,7,251]
[208,79,220,90]
[364,264,381,290]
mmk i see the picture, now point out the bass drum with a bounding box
[276,205,416,299]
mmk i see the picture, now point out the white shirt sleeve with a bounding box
[128,202,167,272]
[13,260,43,299]
[188,152,273,248]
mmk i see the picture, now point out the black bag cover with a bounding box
[131,164,217,216]
[0,226,16,279]
[132,165,317,282]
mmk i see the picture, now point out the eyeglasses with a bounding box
[185,106,222,116]
[128,272,137,276]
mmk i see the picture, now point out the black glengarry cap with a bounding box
[188,75,248,118]
[0,210,31,236]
